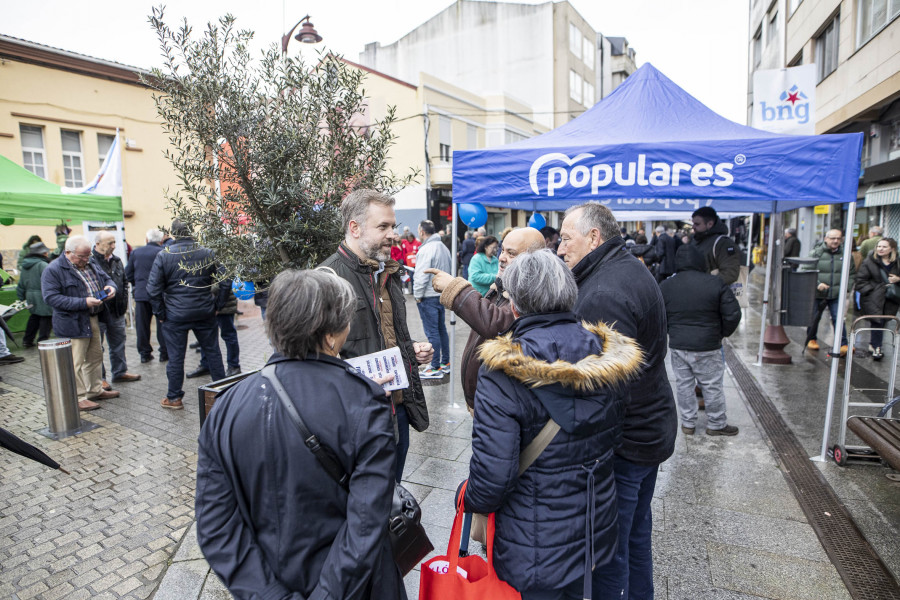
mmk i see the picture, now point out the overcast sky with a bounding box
[1,0,749,123]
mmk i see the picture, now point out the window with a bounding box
[889,118,900,161]
[766,9,778,45]
[861,131,872,169]
[438,116,451,163]
[19,124,46,178]
[858,0,900,47]
[752,27,762,68]
[61,130,84,187]
[569,23,582,59]
[569,70,583,104]
[816,14,840,82]
[788,50,803,67]
[467,125,477,150]
[582,37,594,69]
[583,81,595,107]
[790,0,802,15]
[97,133,115,168]
[505,130,526,145]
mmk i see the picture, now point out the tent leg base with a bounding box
[761,325,792,365]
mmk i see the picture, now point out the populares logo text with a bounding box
[529,153,735,197]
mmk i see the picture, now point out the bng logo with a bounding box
[759,84,810,125]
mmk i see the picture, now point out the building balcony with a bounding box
[431,162,452,186]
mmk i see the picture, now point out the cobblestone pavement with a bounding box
[0,304,270,599]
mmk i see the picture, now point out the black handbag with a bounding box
[261,364,433,575]
[878,268,900,303]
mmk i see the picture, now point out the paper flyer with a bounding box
[344,346,409,392]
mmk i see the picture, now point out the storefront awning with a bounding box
[864,181,900,207]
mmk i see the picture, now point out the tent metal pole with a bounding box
[754,214,776,366]
[449,202,459,406]
[816,201,857,461]
[746,215,754,268]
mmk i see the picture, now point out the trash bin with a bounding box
[37,339,99,440]
[781,258,819,327]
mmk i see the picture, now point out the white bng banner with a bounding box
[752,65,816,135]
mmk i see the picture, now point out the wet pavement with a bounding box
[730,273,900,583]
[0,277,897,599]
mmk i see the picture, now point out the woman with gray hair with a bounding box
[195,269,406,599]
[462,249,644,599]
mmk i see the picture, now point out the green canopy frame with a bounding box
[0,154,122,226]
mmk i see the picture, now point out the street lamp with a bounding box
[281,15,323,54]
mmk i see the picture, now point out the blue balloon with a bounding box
[528,212,546,230]
[458,203,488,228]
[232,279,256,301]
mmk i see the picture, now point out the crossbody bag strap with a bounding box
[260,364,350,491]
[517,418,560,477]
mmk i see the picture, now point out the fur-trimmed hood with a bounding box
[478,320,643,393]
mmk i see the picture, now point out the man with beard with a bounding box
[690,207,741,285]
[319,189,433,482]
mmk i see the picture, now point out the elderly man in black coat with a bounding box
[196,269,404,600]
[660,245,742,436]
[93,231,141,386]
[125,228,168,363]
[783,228,801,258]
[558,202,677,600]
[654,225,680,281]
[146,220,228,410]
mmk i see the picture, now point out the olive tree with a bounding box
[146,7,415,282]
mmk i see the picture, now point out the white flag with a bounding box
[752,65,816,135]
[63,132,122,196]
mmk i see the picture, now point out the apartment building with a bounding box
[358,0,637,131]
[747,0,900,249]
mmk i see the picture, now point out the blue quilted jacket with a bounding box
[464,312,642,593]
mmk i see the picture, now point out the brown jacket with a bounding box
[440,276,515,410]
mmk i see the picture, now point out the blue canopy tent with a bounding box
[448,63,863,461]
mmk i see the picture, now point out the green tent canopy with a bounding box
[0,154,122,226]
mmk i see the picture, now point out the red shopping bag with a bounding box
[419,481,520,600]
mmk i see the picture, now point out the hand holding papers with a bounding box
[344,347,409,392]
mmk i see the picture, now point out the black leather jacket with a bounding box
[319,244,428,432]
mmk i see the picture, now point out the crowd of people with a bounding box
[192,192,757,600]
[8,193,896,599]
[4,223,243,412]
